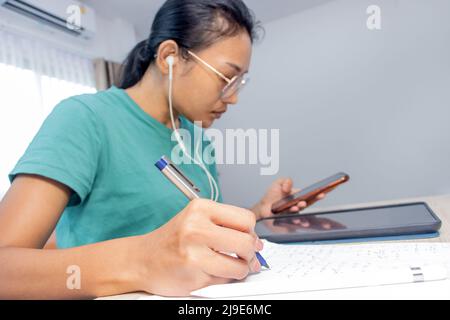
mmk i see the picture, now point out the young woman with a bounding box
[0,0,326,299]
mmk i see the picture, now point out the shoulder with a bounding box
[39,92,109,148]
[55,88,113,115]
[48,88,125,134]
[52,93,99,121]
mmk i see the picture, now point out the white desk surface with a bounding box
[98,194,450,300]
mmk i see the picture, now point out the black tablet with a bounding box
[255,202,442,243]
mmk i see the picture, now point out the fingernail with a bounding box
[253,256,261,272]
[255,238,264,251]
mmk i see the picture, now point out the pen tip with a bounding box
[256,252,270,269]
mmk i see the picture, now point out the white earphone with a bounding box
[166,55,220,202]
[166,56,174,78]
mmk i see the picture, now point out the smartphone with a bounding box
[271,172,350,214]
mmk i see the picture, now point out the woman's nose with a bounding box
[221,93,239,105]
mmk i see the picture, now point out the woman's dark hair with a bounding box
[119,0,262,89]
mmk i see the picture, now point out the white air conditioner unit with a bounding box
[0,0,96,40]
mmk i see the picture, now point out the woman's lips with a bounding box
[212,112,223,119]
[212,109,227,119]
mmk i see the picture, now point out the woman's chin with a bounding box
[203,118,215,128]
[187,113,220,128]
[207,112,224,125]
[202,113,220,128]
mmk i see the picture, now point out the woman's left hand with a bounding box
[251,177,326,220]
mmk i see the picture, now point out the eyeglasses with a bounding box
[187,50,249,100]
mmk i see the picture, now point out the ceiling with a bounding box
[81,0,335,40]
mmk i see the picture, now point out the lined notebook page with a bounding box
[192,241,450,298]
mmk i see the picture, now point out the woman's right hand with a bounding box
[135,199,264,297]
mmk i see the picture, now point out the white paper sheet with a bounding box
[191,241,450,298]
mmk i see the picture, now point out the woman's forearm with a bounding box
[0,235,145,299]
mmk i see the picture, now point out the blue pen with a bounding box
[155,156,270,269]
[255,252,269,269]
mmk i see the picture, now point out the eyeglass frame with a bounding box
[186,50,249,99]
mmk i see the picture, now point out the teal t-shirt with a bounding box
[9,86,222,248]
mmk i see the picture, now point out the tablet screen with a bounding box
[255,203,439,236]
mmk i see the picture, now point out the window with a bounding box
[0,30,96,197]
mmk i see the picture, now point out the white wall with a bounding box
[215,0,450,209]
[91,15,137,63]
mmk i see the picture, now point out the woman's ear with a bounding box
[155,40,180,76]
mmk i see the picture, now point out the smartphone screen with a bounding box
[271,172,349,213]
[288,173,348,199]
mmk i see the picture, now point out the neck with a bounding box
[125,70,180,129]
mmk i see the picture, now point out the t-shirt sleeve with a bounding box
[8,97,101,206]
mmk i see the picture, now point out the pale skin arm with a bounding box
[0,175,262,299]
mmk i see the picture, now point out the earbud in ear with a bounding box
[166,56,174,66]
[166,56,174,81]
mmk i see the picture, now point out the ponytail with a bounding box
[119,40,155,89]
